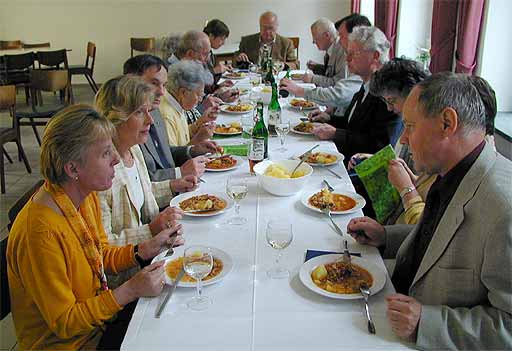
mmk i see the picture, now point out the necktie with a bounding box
[323,53,330,75]
[149,125,171,169]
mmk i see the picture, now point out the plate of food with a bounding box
[296,151,344,166]
[291,73,303,81]
[299,254,386,299]
[289,98,317,110]
[214,122,243,136]
[301,188,365,214]
[291,121,317,135]
[205,155,243,172]
[224,71,247,80]
[154,246,233,287]
[220,103,254,114]
[170,191,233,217]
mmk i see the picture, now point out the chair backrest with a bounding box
[22,42,50,49]
[0,85,16,130]
[4,52,35,71]
[30,69,69,93]
[0,40,22,50]
[85,42,97,72]
[130,37,155,57]
[36,49,68,69]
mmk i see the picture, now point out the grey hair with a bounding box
[158,33,182,62]
[311,18,337,37]
[167,60,213,93]
[260,11,278,22]
[416,72,486,133]
[175,30,208,59]
[349,26,390,64]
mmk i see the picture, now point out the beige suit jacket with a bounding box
[384,142,512,350]
[238,33,298,69]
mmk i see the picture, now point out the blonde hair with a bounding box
[40,104,116,185]
[94,75,154,126]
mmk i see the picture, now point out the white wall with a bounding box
[0,0,351,83]
[395,0,433,60]
[359,0,375,25]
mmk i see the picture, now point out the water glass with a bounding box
[241,113,254,139]
[183,246,213,311]
[226,176,249,225]
[275,116,290,152]
[266,220,293,279]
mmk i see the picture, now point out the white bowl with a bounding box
[252,85,272,104]
[253,159,313,196]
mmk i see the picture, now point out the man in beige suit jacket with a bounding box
[237,11,298,69]
[348,73,512,350]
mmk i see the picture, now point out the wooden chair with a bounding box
[69,42,98,93]
[22,42,50,49]
[16,70,72,145]
[130,37,155,57]
[0,86,31,194]
[0,40,22,50]
[3,52,36,105]
[34,49,73,104]
[288,37,300,69]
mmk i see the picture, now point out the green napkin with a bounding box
[354,145,400,223]
[221,143,248,156]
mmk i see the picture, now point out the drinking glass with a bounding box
[183,246,213,311]
[249,74,261,87]
[273,60,285,74]
[275,116,291,152]
[266,219,293,279]
[226,176,249,225]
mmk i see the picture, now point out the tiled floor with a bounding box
[0,85,95,350]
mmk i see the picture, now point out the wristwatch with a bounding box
[399,186,416,199]
[133,244,146,267]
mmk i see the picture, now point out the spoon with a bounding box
[359,282,376,334]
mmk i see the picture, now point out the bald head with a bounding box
[259,11,279,43]
[176,30,211,64]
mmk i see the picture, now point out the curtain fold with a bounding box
[351,0,361,14]
[429,0,458,73]
[455,0,486,74]
[374,0,399,58]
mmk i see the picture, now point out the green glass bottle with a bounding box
[279,69,291,98]
[263,57,274,84]
[268,81,281,136]
[248,101,269,174]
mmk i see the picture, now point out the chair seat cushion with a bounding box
[16,105,67,119]
[68,65,91,75]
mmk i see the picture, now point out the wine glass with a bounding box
[183,246,213,311]
[266,219,293,279]
[275,115,291,152]
[226,176,249,225]
[273,61,285,74]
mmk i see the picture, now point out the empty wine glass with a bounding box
[275,116,291,152]
[226,176,249,225]
[183,246,213,311]
[266,219,293,279]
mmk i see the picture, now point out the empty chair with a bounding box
[69,42,98,93]
[0,40,22,50]
[3,52,36,105]
[22,42,50,49]
[35,49,68,70]
[16,70,72,145]
[288,37,300,69]
[0,85,31,194]
[130,37,155,57]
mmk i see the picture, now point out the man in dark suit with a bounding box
[123,55,211,192]
[237,11,298,69]
[312,26,402,161]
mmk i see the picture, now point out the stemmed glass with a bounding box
[183,246,213,311]
[275,115,290,152]
[266,219,293,279]
[226,176,249,225]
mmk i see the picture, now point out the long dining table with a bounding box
[121,76,415,350]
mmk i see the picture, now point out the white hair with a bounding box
[167,60,213,93]
[176,30,209,58]
[349,26,390,64]
[311,18,337,38]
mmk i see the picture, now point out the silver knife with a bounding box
[155,268,185,318]
[326,168,343,179]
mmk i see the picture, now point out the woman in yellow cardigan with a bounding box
[7,105,183,350]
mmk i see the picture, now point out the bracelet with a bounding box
[399,186,416,199]
[133,244,146,267]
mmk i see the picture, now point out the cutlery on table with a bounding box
[297,143,320,160]
[326,168,343,179]
[320,205,344,237]
[291,144,320,177]
[323,179,335,192]
[359,282,376,334]
[155,268,185,318]
[163,234,180,258]
[342,240,353,276]
[299,117,309,122]
[198,178,206,184]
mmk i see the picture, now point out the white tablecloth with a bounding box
[121,85,415,351]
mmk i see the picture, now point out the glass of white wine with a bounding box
[275,115,291,152]
[226,176,249,225]
[266,219,293,279]
[183,246,213,311]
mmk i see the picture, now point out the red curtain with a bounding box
[455,0,486,74]
[374,0,399,58]
[351,0,361,14]
[429,0,459,73]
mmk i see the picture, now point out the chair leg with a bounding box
[85,74,98,93]
[29,118,42,146]
[3,148,13,163]
[0,148,5,194]
[15,140,31,173]
[24,86,30,106]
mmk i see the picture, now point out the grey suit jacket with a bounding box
[238,33,298,69]
[140,109,190,181]
[311,39,348,87]
[384,142,512,350]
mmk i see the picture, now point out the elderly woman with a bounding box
[94,75,189,287]
[7,105,182,350]
[161,60,219,147]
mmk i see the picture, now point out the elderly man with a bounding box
[237,11,298,69]
[280,14,370,115]
[302,18,347,87]
[123,55,215,185]
[348,72,512,350]
[304,26,401,160]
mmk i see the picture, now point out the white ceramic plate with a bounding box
[294,150,345,167]
[170,191,233,217]
[290,122,317,135]
[299,255,386,299]
[223,72,247,80]
[153,246,233,287]
[301,189,366,215]
[289,99,318,110]
[220,104,254,114]
[205,155,243,172]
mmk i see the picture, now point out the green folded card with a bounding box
[221,144,248,156]
[354,145,400,223]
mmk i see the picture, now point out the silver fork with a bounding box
[320,206,344,237]
[163,234,179,258]
[360,282,376,334]
[342,240,353,276]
